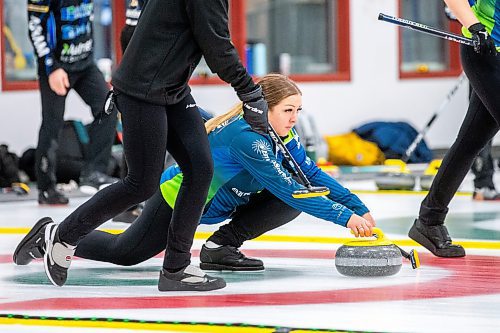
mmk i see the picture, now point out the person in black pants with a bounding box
[444,7,500,201]
[28,0,118,205]
[409,0,499,258]
[73,189,299,272]
[16,0,268,291]
[471,140,500,200]
[111,0,149,224]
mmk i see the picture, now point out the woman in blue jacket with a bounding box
[16,74,375,289]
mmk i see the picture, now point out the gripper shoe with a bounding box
[158,265,226,292]
[408,219,465,258]
[13,217,53,265]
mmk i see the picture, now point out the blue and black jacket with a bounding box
[27,0,94,75]
[160,115,369,227]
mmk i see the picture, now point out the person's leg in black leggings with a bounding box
[161,99,214,271]
[207,189,301,248]
[75,190,173,265]
[35,72,67,192]
[471,140,498,197]
[58,93,168,245]
[411,45,500,257]
[419,92,498,222]
[200,190,301,270]
[72,64,118,177]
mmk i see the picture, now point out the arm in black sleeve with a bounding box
[185,0,256,95]
[27,0,60,75]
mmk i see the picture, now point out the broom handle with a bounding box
[402,73,467,163]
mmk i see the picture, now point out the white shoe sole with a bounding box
[43,224,60,287]
[79,185,98,195]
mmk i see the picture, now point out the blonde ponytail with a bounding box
[205,103,243,134]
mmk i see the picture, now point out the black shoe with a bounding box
[112,204,143,223]
[472,187,500,201]
[44,223,76,286]
[200,244,265,271]
[158,265,226,292]
[79,171,119,195]
[13,217,52,265]
[38,188,69,205]
[408,219,465,258]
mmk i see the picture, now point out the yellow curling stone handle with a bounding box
[346,227,393,247]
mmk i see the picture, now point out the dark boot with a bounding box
[200,244,264,271]
[158,265,226,292]
[38,188,69,205]
[408,219,465,258]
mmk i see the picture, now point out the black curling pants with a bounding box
[75,189,301,266]
[59,92,213,270]
[36,64,117,190]
[419,45,500,225]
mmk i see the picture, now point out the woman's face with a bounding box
[268,94,302,136]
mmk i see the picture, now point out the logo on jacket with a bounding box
[231,188,251,197]
[252,139,271,160]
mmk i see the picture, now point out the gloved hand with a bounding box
[238,85,269,135]
[468,23,498,56]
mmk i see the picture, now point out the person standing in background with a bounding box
[27,0,118,205]
[410,0,499,257]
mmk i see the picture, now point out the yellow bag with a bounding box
[324,132,385,166]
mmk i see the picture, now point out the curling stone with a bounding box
[335,228,403,277]
[375,159,416,191]
[420,159,441,191]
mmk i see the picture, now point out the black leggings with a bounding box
[419,45,500,225]
[75,189,301,266]
[471,140,495,189]
[36,64,117,190]
[59,93,213,270]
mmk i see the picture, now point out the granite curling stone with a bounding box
[335,228,403,277]
[375,172,416,191]
[374,159,416,191]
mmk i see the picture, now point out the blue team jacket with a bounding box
[160,115,369,227]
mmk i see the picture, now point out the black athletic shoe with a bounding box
[38,188,69,205]
[158,265,226,292]
[408,219,465,258]
[13,217,52,265]
[44,223,76,287]
[200,244,265,271]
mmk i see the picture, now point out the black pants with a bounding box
[59,93,213,270]
[35,64,117,190]
[75,189,301,267]
[419,45,500,225]
[471,140,495,189]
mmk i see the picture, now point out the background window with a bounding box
[191,0,349,83]
[246,0,338,76]
[400,0,461,76]
[3,0,37,82]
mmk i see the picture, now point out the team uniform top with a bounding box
[27,0,94,75]
[112,0,256,106]
[160,116,369,227]
[463,0,500,50]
